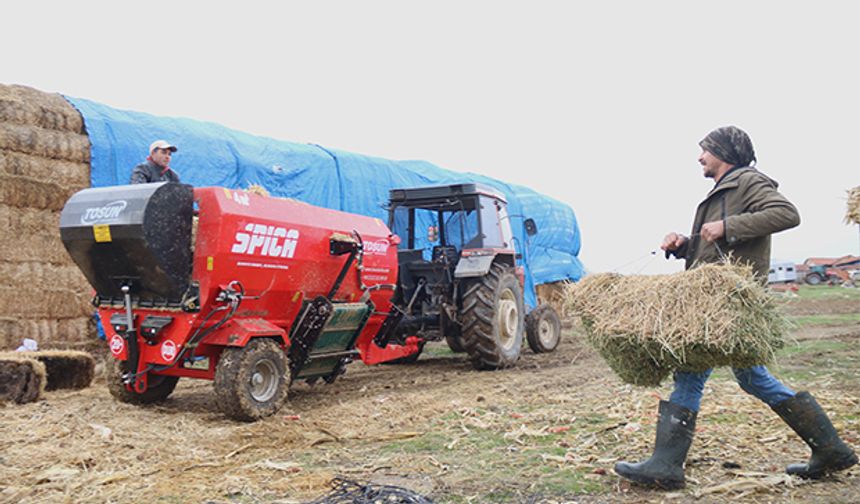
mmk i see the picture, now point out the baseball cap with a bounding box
[149,140,178,153]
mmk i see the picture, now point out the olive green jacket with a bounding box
[675,167,800,279]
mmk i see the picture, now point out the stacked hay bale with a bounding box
[0,84,93,350]
[565,263,789,386]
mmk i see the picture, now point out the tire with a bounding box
[443,311,466,353]
[214,339,289,421]
[460,264,524,370]
[107,359,179,405]
[526,305,562,353]
[805,272,823,285]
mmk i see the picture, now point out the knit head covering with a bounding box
[699,126,756,167]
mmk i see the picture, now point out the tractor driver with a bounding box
[130,140,180,184]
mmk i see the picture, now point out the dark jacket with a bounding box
[675,167,800,279]
[130,160,180,184]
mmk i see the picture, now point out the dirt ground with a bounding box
[1,290,859,503]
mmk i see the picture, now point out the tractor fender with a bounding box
[203,318,288,348]
[454,254,495,278]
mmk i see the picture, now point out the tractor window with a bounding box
[479,197,505,249]
[443,208,480,249]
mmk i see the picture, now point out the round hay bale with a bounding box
[565,263,788,386]
[0,173,75,210]
[0,84,84,133]
[0,356,46,403]
[0,123,90,163]
[0,150,89,189]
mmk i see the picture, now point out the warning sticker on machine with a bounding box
[161,340,177,362]
[109,335,124,356]
[93,225,112,242]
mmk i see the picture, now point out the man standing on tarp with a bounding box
[613,125,857,490]
[130,140,180,183]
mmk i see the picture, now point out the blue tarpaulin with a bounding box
[65,96,584,308]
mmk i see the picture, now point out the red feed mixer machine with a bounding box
[60,183,418,420]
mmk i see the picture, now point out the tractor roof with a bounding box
[389,183,507,206]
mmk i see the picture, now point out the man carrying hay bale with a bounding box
[614,126,857,489]
[130,140,180,183]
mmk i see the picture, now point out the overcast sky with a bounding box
[3,1,858,274]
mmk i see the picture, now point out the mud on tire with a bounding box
[460,263,524,370]
[107,359,179,405]
[214,338,289,421]
[526,304,561,353]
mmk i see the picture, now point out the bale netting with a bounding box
[846,186,860,225]
[564,263,789,386]
[0,350,94,391]
[0,356,46,404]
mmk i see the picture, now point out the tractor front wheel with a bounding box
[460,264,524,370]
[214,339,289,421]
[526,304,562,353]
[107,359,179,405]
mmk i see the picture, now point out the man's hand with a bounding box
[661,232,687,252]
[700,220,725,242]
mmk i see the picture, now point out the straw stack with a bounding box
[0,83,93,350]
[565,263,789,386]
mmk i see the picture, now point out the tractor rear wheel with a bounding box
[107,360,179,405]
[460,264,524,370]
[443,311,466,353]
[214,338,289,421]
[526,304,562,353]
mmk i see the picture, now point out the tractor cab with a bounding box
[388,183,516,306]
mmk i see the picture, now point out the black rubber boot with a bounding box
[614,400,697,489]
[771,391,858,479]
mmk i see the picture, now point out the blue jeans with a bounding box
[669,365,795,412]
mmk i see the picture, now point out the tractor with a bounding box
[375,183,561,369]
[58,182,560,421]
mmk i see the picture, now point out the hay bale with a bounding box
[0,287,92,319]
[0,83,85,134]
[0,356,46,403]
[0,123,90,163]
[565,263,788,386]
[0,173,76,211]
[0,205,70,263]
[0,97,85,134]
[0,262,88,289]
[0,317,93,351]
[846,186,860,225]
[0,350,94,390]
[0,150,89,191]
